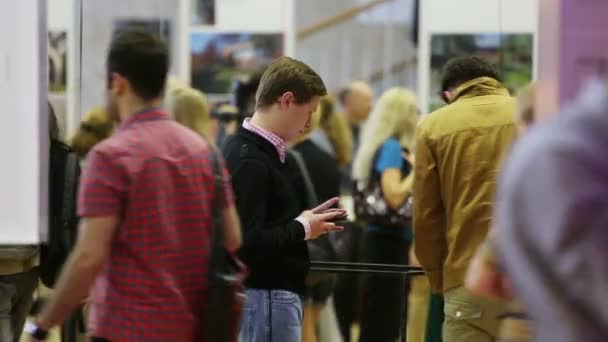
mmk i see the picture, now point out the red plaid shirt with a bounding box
[78,109,234,342]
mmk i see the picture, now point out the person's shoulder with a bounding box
[417,106,451,137]
[297,140,337,165]
[376,138,401,163]
[88,133,125,158]
[222,132,271,169]
[378,138,401,153]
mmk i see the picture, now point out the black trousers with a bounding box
[333,220,365,342]
[359,231,410,342]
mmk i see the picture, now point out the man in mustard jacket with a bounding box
[413,56,517,341]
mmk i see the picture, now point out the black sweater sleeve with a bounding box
[231,159,305,256]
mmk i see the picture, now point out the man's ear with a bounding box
[278,91,295,110]
[442,90,453,104]
[109,73,128,96]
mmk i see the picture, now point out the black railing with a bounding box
[310,261,425,276]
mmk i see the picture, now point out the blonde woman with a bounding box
[70,107,115,160]
[167,86,217,143]
[352,87,419,342]
[287,96,342,342]
[310,96,353,167]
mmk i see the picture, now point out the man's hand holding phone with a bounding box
[299,197,347,240]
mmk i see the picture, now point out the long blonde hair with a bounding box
[168,86,210,138]
[292,96,353,167]
[318,96,353,167]
[352,87,418,182]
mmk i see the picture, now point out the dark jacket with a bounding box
[222,127,308,294]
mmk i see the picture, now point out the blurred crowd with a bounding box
[3,28,608,342]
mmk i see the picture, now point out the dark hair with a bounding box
[255,57,327,109]
[107,29,169,100]
[235,70,264,118]
[440,56,500,92]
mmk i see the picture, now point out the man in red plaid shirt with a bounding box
[27,30,242,342]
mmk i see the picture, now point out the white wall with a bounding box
[51,0,292,137]
[76,0,184,120]
[0,0,48,244]
[417,0,539,113]
[48,0,74,140]
[295,0,418,94]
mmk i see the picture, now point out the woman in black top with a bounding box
[289,96,345,342]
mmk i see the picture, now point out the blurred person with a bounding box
[353,87,418,342]
[222,56,346,342]
[466,83,536,342]
[55,106,114,341]
[339,81,374,193]
[493,77,608,341]
[339,80,374,147]
[406,250,430,342]
[308,96,362,342]
[234,71,264,120]
[26,30,242,342]
[213,103,241,147]
[310,96,353,167]
[514,83,535,134]
[167,86,218,143]
[0,107,62,341]
[413,56,517,342]
[288,96,341,342]
[70,107,115,161]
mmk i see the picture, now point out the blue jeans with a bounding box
[240,289,303,342]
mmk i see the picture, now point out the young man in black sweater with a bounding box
[222,57,345,342]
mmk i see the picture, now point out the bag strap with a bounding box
[206,141,225,253]
[287,149,319,208]
[61,151,80,249]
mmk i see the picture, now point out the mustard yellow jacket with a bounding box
[413,77,517,293]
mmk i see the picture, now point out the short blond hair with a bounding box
[168,87,210,138]
[70,108,114,158]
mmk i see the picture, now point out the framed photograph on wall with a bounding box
[190,32,284,95]
[113,19,172,48]
[191,0,215,26]
[48,31,67,93]
[429,33,533,112]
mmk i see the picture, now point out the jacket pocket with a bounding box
[445,300,483,320]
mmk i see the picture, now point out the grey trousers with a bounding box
[0,267,39,342]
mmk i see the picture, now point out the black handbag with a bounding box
[353,159,413,228]
[205,144,248,342]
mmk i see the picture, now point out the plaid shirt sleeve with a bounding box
[78,148,127,217]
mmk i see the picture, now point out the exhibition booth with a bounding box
[4,0,608,246]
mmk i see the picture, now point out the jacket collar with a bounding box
[452,77,509,102]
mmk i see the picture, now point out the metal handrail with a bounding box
[310,261,425,276]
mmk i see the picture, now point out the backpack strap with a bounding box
[60,151,80,249]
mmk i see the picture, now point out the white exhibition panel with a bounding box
[61,0,293,137]
[417,0,539,113]
[0,0,48,244]
[76,0,183,118]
